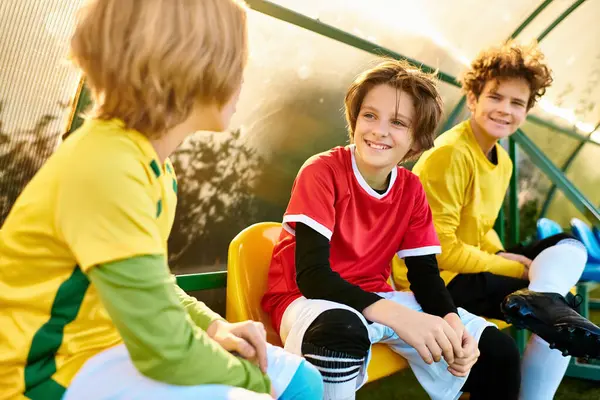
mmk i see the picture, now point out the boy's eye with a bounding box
[391,119,407,128]
[512,101,526,108]
[488,94,501,100]
[363,112,375,119]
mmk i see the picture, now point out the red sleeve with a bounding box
[397,175,441,258]
[283,158,335,241]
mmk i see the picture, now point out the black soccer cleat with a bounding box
[501,289,600,359]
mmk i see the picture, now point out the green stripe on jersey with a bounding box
[149,160,161,178]
[24,378,66,400]
[157,199,163,218]
[24,266,90,398]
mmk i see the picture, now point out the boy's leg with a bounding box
[65,343,321,400]
[280,298,373,400]
[446,271,574,399]
[377,291,514,400]
[503,238,600,358]
[505,233,575,260]
[265,342,324,400]
[502,238,600,398]
[64,344,271,400]
[447,272,528,320]
[460,326,521,400]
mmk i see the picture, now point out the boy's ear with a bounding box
[466,91,478,114]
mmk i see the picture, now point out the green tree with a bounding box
[168,129,278,271]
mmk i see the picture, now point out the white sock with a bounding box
[519,334,570,400]
[322,376,359,400]
[527,239,587,296]
[519,239,585,399]
[303,346,364,400]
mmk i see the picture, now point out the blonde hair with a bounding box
[69,0,248,137]
[345,59,444,162]
[460,40,553,110]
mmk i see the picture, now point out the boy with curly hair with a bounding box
[394,40,600,399]
[0,1,323,399]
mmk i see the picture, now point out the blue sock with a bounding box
[278,360,323,400]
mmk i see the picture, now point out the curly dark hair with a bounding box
[459,40,553,110]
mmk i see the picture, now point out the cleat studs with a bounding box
[549,343,556,349]
[562,349,569,357]
[585,332,592,338]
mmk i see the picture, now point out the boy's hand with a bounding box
[443,313,480,377]
[447,331,479,377]
[390,309,464,365]
[497,252,532,268]
[443,313,464,348]
[363,299,464,365]
[206,319,268,373]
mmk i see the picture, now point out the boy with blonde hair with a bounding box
[0,1,322,399]
[262,58,522,400]
[396,41,600,399]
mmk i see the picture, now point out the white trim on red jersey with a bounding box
[349,144,398,200]
[397,245,442,259]
[282,214,333,241]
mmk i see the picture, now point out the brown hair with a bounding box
[460,40,553,110]
[69,0,248,137]
[344,58,443,162]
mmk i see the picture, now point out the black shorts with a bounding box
[447,233,575,320]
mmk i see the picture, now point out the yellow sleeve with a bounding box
[418,146,524,278]
[56,144,163,271]
[480,229,505,254]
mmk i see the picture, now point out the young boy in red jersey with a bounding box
[262,59,521,400]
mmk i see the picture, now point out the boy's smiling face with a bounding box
[467,77,531,142]
[353,84,416,178]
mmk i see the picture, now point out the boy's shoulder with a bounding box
[58,119,160,185]
[66,119,147,154]
[434,122,476,154]
[416,121,477,170]
[299,145,350,174]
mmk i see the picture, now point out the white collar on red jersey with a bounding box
[349,144,398,200]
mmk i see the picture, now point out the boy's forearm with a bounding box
[88,256,271,392]
[405,255,457,317]
[480,229,505,254]
[437,235,523,278]
[363,298,409,325]
[173,282,224,330]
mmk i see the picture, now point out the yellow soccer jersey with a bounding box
[392,120,524,290]
[0,118,178,399]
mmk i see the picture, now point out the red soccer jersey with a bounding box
[261,145,441,332]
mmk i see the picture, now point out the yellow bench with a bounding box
[226,222,509,382]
